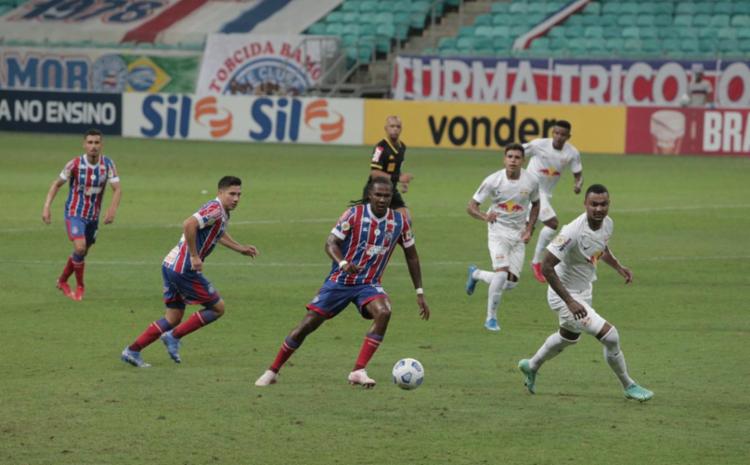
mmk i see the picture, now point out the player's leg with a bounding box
[518,328,579,395]
[72,220,97,300]
[597,322,654,401]
[57,217,86,299]
[166,271,223,344]
[531,193,557,283]
[255,310,327,386]
[256,281,346,386]
[484,236,514,331]
[348,294,391,387]
[122,306,183,368]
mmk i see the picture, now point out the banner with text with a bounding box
[392,56,750,108]
[196,34,336,96]
[0,90,121,134]
[123,93,363,145]
[363,99,626,154]
[0,47,200,93]
[626,107,750,156]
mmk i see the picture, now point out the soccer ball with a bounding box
[392,358,424,390]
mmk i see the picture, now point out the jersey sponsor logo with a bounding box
[372,146,384,160]
[538,167,561,177]
[553,235,571,251]
[496,201,524,212]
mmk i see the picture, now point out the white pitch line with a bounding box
[1,255,747,268]
[2,204,749,234]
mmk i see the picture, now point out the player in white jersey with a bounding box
[518,184,653,402]
[465,143,540,332]
[523,120,583,284]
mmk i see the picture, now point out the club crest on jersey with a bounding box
[341,221,350,231]
[553,235,571,251]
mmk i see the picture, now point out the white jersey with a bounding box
[523,138,582,194]
[472,168,540,235]
[546,213,613,292]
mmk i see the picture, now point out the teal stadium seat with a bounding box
[622,27,640,39]
[713,2,733,16]
[307,23,327,35]
[674,15,692,27]
[734,2,750,15]
[584,26,604,39]
[475,25,493,37]
[509,3,527,14]
[494,37,513,51]
[327,11,344,23]
[654,15,672,27]
[341,1,359,12]
[710,15,730,28]
[731,15,750,27]
[360,1,377,13]
[492,26,511,38]
[474,14,492,26]
[584,2,601,15]
[491,3,509,14]
[492,15,514,26]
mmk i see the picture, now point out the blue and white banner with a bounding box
[0,90,121,134]
[196,34,336,96]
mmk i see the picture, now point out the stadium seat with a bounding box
[509,3,527,14]
[474,14,492,26]
[360,1,377,13]
[713,2,733,15]
[493,36,514,51]
[438,37,457,50]
[636,16,655,27]
[475,25,494,37]
[654,3,674,15]
[327,11,345,23]
[341,1,360,12]
[731,15,750,27]
[492,26,511,38]
[710,15,731,27]
[734,3,750,15]
[584,2,601,15]
[622,27,640,39]
[639,28,658,39]
[307,23,327,35]
[654,15,673,27]
[492,14,514,26]
[490,3,508,14]
[674,15,693,27]
[584,26,604,39]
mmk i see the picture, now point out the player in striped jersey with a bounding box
[42,129,121,301]
[121,176,258,368]
[255,177,430,388]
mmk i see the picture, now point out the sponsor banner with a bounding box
[626,107,750,156]
[392,56,750,108]
[196,34,334,96]
[0,47,200,93]
[123,93,363,145]
[364,99,625,154]
[0,90,121,134]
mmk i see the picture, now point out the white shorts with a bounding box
[537,191,556,223]
[546,287,606,336]
[488,231,525,277]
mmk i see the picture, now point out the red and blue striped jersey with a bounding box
[163,199,228,274]
[328,204,414,285]
[60,155,119,221]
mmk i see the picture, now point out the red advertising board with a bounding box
[626,107,750,156]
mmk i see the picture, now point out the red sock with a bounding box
[129,318,172,351]
[73,261,85,287]
[270,337,300,373]
[59,257,74,283]
[172,309,218,339]
[353,333,383,371]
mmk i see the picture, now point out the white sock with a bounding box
[486,272,507,321]
[529,332,577,371]
[599,327,635,388]
[472,269,495,284]
[532,226,557,264]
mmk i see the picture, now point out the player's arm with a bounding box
[183,216,202,271]
[219,232,258,257]
[42,178,66,224]
[572,171,583,194]
[402,244,430,321]
[467,200,497,223]
[522,200,540,243]
[103,181,122,224]
[601,246,632,284]
[542,252,587,320]
[325,234,360,274]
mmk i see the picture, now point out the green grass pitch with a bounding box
[1,132,748,465]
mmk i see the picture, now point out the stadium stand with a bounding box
[430,0,750,59]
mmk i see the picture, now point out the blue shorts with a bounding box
[65,216,98,246]
[306,280,389,319]
[161,265,221,310]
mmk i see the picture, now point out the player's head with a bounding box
[217,176,242,211]
[384,115,402,141]
[366,176,393,217]
[551,120,572,150]
[83,128,103,158]
[584,184,610,225]
[503,143,525,176]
